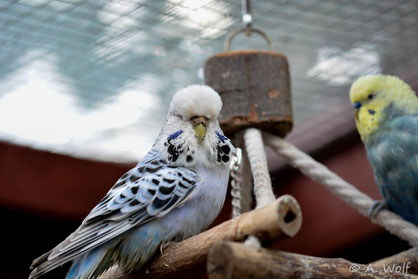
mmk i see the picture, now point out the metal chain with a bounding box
[230,151,243,218]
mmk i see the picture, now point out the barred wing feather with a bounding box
[31,151,197,276]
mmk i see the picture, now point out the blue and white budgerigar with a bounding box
[29,85,236,279]
[349,75,418,225]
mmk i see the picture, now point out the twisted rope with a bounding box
[241,128,277,247]
[264,133,418,247]
[244,128,275,208]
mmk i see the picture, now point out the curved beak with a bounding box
[192,116,207,142]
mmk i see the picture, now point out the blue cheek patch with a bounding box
[167,130,183,141]
[216,131,226,142]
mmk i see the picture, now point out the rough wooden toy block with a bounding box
[204,50,292,137]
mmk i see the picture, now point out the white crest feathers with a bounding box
[169,85,222,119]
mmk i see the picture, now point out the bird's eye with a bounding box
[175,114,183,120]
[367,93,375,100]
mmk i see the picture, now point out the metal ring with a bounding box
[224,28,273,51]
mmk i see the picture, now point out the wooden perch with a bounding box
[99,194,302,279]
[207,242,417,279]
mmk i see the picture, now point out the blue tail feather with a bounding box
[66,245,111,279]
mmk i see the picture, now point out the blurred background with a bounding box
[0,0,417,278]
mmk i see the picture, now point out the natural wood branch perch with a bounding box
[99,194,302,279]
[371,248,418,275]
[207,242,417,279]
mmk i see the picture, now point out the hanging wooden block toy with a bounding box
[204,22,292,138]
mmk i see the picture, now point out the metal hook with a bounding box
[224,28,273,51]
[242,0,252,36]
[224,0,273,51]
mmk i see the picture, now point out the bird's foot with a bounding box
[159,241,171,255]
[368,200,388,219]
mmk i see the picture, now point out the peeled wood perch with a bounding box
[99,195,302,279]
[207,242,417,279]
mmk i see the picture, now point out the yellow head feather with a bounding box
[349,75,417,142]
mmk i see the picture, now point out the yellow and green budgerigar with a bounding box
[349,75,418,225]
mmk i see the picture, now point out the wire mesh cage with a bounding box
[0,0,417,161]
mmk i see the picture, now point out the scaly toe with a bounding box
[368,200,388,219]
[159,241,171,255]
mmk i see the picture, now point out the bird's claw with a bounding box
[368,200,388,219]
[159,241,171,255]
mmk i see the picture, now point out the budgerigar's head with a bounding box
[349,75,417,142]
[158,85,235,168]
[168,85,222,142]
